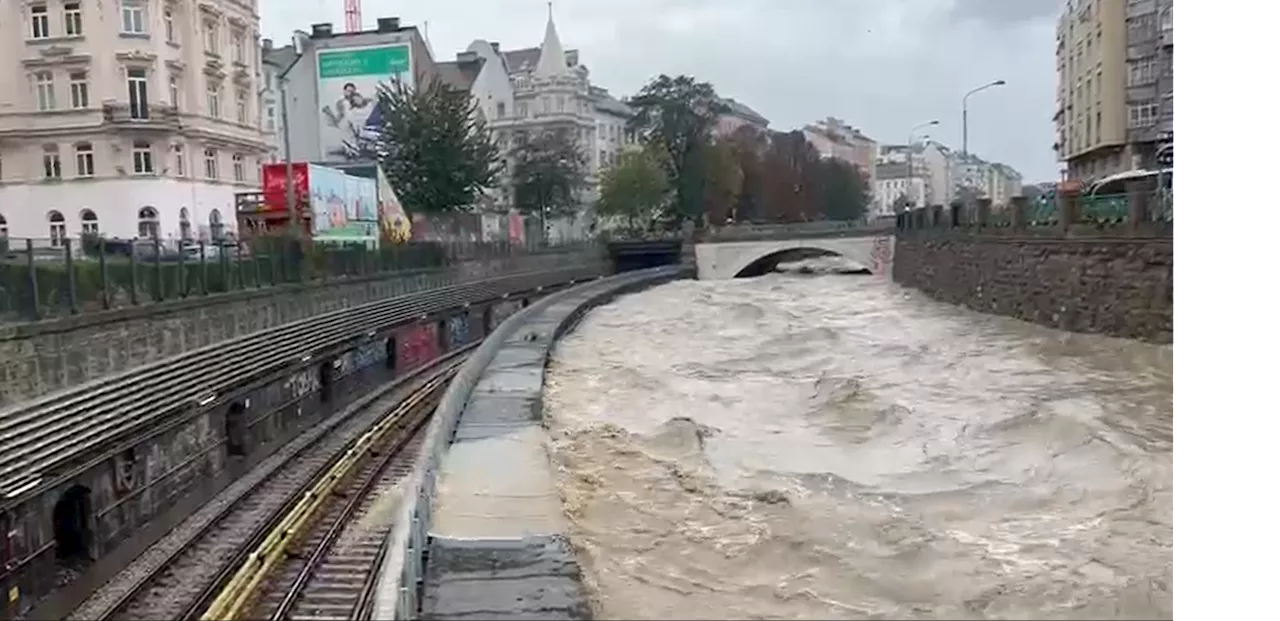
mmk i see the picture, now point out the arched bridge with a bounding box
[694,222,895,279]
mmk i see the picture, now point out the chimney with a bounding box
[490,42,501,53]
[376,17,400,32]
[261,38,273,52]
[311,23,334,38]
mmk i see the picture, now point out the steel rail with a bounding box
[0,262,601,505]
[93,349,471,621]
[208,350,446,621]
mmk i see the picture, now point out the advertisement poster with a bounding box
[376,166,411,243]
[262,163,312,212]
[307,165,350,234]
[317,45,411,162]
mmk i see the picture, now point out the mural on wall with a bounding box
[316,45,411,161]
[446,314,470,351]
[871,236,895,276]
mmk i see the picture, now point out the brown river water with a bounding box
[543,259,1173,620]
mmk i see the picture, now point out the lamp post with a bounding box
[907,120,939,209]
[961,79,1006,156]
[960,80,1005,198]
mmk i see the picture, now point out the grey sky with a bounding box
[263,0,1062,182]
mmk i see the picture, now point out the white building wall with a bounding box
[874,177,927,217]
[466,40,516,125]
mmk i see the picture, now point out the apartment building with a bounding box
[1055,0,1173,183]
[873,163,929,217]
[0,0,271,244]
[715,97,770,138]
[879,140,953,206]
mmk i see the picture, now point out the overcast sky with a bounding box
[262,0,1062,182]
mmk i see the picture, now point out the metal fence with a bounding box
[0,235,593,323]
[897,188,1173,233]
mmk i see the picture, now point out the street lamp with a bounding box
[961,79,1006,156]
[907,120,940,209]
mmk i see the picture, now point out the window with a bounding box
[232,31,245,63]
[43,144,61,179]
[127,68,148,118]
[496,102,506,118]
[206,83,220,117]
[0,215,7,239]
[179,207,191,240]
[265,105,276,131]
[74,142,94,176]
[169,75,180,108]
[132,140,153,174]
[35,71,56,111]
[64,2,82,36]
[235,89,247,124]
[31,5,50,39]
[1128,102,1158,128]
[122,2,146,35]
[138,206,159,239]
[204,19,219,53]
[1129,58,1156,87]
[48,211,67,246]
[173,143,187,176]
[232,153,245,182]
[69,71,89,109]
[203,148,218,179]
[80,209,98,235]
[164,8,175,43]
[209,209,224,240]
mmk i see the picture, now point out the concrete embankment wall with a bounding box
[0,250,603,407]
[892,230,1172,343]
[374,265,689,621]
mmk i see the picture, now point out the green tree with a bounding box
[815,159,870,221]
[596,149,670,233]
[703,138,743,225]
[625,75,728,225]
[375,75,501,213]
[510,128,588,225]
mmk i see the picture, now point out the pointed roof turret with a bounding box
[535,2,568,77]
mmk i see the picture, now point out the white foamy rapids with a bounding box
[543,275,1172,620]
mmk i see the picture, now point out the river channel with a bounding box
[542,259,1173,620]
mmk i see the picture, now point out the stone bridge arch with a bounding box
[695,236,895,280]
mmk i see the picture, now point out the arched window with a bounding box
[179,207,192,240]
[209,208,224,240]
[48,211,67,247]
[138,206,159,239]
[80,209,99,235]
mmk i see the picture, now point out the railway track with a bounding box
[0,260,600,506]
[208,372,442,621]
[67,350,471,621]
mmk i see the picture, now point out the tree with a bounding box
[510,128,588,225]
[703,138,743,226]
[626,75,728,225]
[723,125,769,223]
[815,159,870,221]
[596,149,669,232]
[759,130,823,222]
[375,75,501,213]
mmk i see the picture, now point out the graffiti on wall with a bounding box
[446,314,470,350]
[871,236,895,276]
[396,322,440,369]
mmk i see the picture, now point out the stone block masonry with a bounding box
[0,251,605,407]
[892,198,1172,343]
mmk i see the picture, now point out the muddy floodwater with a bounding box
[543,260,1172,620]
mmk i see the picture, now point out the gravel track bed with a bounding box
[67,365,452,621]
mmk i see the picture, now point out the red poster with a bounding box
[262,163,311,212]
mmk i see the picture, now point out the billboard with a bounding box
[377,166,411,243]
[307,164,350,234]
[316,44,412,162]
[262,163,312,212]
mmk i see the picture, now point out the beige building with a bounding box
[1055,0,1174,183]
[0,0,271,244]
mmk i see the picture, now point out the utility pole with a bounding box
[281,79,298,238]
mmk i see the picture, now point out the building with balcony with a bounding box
[879,140,954,206]
[874,162,930,217]
[0,0,271,245]
[1055,0,1173,184]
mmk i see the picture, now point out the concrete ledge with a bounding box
[401,266,686,621]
